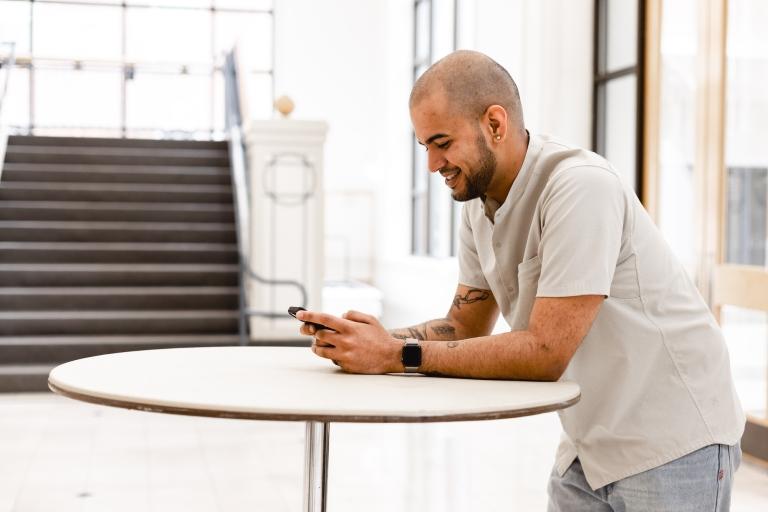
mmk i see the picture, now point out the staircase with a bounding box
[0,135,241,392]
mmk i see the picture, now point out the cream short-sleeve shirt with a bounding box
[458,134,745,489]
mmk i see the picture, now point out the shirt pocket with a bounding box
[510,255,542,330]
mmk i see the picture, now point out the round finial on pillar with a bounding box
[274,95,295,118]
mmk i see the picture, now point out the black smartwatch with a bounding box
[401,338,422,373]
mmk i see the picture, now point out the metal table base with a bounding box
[303,421,330,512]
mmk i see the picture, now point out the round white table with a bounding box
[48,346,580,511]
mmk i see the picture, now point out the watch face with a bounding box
[402,343,422,367]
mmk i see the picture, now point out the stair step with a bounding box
[8,135,228,150]
[0,242,238,263]
[0,200,235,223]
[0,182,232,203]
[0,364,54,392]
[1,163,231,185]
[5,145,229,166]
[0,263,238,286]
[0,310,238,335]
[0,135,247,393]
[0,286,239,310]
[0,220,236,243]
[0,334,242,365]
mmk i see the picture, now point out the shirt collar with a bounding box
[481,132,542,223]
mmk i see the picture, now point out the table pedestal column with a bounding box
[303,421,330,512]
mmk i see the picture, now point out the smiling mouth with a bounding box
[440,169,460,188]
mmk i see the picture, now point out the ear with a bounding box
[483,105,508,143]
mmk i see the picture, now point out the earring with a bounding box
[494,134,501,141]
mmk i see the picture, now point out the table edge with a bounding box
[48,380,581,424]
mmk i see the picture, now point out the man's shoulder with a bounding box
[535,134,615,175]
[529,134,622,193]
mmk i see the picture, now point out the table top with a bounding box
[48,347,580,423]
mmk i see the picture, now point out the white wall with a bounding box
[272,0,594,326]
[273,0,413,287]
[472,0,594,148]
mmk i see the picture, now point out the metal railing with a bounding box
[0,42,17,171]
[1,0,275,138]
[5,54,272,140]
[0,43,15,112]
[223,47,308,345]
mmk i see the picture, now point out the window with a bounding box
[592,0,645,192]
[726,167,767,265]
[645,0,768,464]
[655,0,698,274]
[721,0,768,469]
[0,0,274,138]
[411,0,463,257]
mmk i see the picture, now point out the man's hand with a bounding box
[297,309,403,374]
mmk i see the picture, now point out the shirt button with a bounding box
[494,242,501,249]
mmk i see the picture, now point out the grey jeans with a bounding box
[547,444,741,512]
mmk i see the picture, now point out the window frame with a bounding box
[411,0,460,258]
[592,0,647,196]
[1,0,274,138]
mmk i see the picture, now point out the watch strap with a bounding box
[401,337,422,373]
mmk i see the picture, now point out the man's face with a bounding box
[410,93,498,202]
[455,131,497,201]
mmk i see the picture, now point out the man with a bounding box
[296,50,744,510]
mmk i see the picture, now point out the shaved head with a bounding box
[410,50,524,129]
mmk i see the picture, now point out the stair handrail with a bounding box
[0,41,16,173]
[223,47,308,345]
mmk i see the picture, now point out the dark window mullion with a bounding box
[412,0,433,256]
[592,0,646,193]
[635,0,647,197]
[591,0,602,153]
[594,82,607,157]
[411,0,422,254]
[425,0,433,255]
[595,0,608,76]
[450,0,459,256]
[595,65,637,83]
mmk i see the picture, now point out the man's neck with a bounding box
[485,129,530,205]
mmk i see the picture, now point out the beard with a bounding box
[451,132,497,202]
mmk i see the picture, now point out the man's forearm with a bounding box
[388,327,562,380]
[389,317,459,341]
[386,295,600,381]
[419,331,562,381]
[389,287,496,342]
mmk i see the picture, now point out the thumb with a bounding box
[343,310,377,325]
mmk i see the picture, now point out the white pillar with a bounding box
[243,119,328,341]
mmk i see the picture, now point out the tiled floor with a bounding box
[1,392,767,511]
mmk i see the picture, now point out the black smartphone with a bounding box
[288,306,332,331]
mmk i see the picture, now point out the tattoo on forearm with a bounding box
[390,318,457,341]
[407,326,426,340]
[431,323,456,337]
[452,289,491,310]
[390,325,427,341]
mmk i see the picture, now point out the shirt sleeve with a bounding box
[536,166,626,297]
[458,204,491,289]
